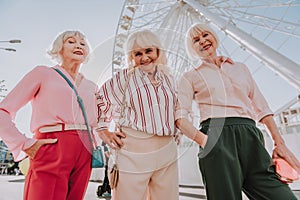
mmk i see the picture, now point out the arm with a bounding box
[96,70,129,149]
[244,63,300,173]
[175,118,207,148]
[261,115,300,173]
[175,72,208,148]
[0,66,51,161]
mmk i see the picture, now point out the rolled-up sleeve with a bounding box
[245,66,273,121]
[175,73,195,121]
[96,70,127,129]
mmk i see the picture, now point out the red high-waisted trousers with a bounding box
[24,130,92,200]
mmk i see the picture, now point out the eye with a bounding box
[203,33,209,37]
[193,37,200,43]
[80,42,86,46]
[134,51,142,56]
[145,48,153,53]
[66,37,76,44]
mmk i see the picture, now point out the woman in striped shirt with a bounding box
[96,29,179,200]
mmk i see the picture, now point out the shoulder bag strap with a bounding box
[52,68,96,149]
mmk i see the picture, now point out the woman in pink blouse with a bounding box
[96,29,179,200]
[0,30,98,200]
[176,23,300,200]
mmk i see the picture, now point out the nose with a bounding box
[199,37,206,45]
[76,45,83,49]
[141,53,149,61]
[75,42,83,49]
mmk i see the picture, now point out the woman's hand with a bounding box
[272,143,300,174]
[174,132,183,145]
[96,129,126,150]
[200,133,208,149]
[24,138,58,159]
[261,115,300,174]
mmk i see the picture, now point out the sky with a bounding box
[0,0,125,134]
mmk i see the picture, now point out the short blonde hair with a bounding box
[47,30,90,63]
[185,23,219,60]
[124,29,169,74]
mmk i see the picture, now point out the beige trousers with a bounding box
[109,127,179,200]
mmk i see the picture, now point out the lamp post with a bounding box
[0,39,21,43]
[0,47,16,52]
[0,39,22,52]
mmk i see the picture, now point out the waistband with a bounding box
[38,124,91,133]
[200,117,255,127]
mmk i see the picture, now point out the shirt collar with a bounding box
[135,67,164,81]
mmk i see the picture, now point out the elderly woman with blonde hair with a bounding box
[96,29,179,200]
[0,30,98,200]
[176,23,300,200]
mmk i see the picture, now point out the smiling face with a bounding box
[60,34,89,64]
[186,24,219,61]
[131,46,159,73]
[124,29,168,74]
[192,30,217,59]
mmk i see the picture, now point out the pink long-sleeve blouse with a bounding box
[0,65,98,161]
[175,61,273,123]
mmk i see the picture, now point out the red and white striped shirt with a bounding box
[97,67,178,136]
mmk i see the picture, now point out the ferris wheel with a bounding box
[111,0,300,187]
[112,0,300,91]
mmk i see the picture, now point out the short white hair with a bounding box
[185,23,219,60]
[124,29,169,74]
[47,30,90,64]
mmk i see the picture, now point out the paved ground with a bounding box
[0,175,299,200]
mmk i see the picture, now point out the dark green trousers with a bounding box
[198,117,297,200]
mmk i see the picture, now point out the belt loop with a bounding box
[62,124,65,131]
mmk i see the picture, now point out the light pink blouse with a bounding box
[175,61,273,123]
[0,65,98,161]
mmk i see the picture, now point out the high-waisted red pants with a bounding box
[24,130,92,200]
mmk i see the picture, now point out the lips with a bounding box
[200,43,212,52]
[141,60,153,66]
[73,50,83,55]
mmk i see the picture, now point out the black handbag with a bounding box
[53,68,104,168]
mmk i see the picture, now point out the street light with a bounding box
[0,39,21,52]
[0,39,21,43]
[0,47,16,52]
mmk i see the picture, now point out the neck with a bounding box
[146,66,157,80]
[60,62,80,80]
[141,64,156,74]
[201,55,219,66]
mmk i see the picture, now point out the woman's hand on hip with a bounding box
[96,129,126,150]
[23,138,58,159]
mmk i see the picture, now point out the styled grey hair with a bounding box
[124,29,169,74]
[47,30,90,63]
[185,23,219,60]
